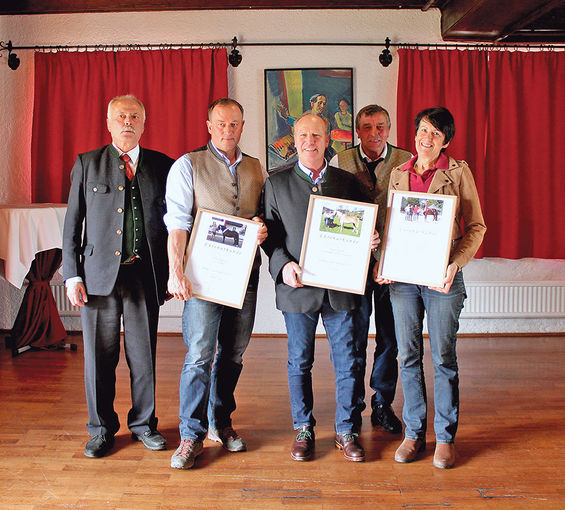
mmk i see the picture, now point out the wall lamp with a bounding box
[1,41,21,70]
[379,37,393,67]
[228,37,242,67]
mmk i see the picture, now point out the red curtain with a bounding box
[9,249,67,353]
[397,48,564,259]
[32,49,228,203]
[484,51,564,259]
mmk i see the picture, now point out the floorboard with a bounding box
[1,333,564,509]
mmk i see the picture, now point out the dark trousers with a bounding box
[354,279,398,410]
[81,262,159,437]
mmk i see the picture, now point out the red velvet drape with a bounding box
[9,249,67,353]
[397,48,565,259]
[32,49,228,203]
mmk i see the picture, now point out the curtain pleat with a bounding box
[397,48,564,259]
[32,49,228,203]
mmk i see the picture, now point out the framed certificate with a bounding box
[298,195,378,295]
[185,209,260,309]
[378,191,457,287]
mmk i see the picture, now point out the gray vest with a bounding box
[190,143,264,220]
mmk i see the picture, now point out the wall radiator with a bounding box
[51,281,565,319]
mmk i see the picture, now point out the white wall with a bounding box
[1,9,563,334]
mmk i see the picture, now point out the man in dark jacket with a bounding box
[262,113,377,464]
[63,94,173,458]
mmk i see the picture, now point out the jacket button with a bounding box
[117,208,123,213]
[312,186,318,192]
[119,165,125,170]
[92,187,98,192]
[116,229,122,235]
[118,186,124,191]
[115,251,121,257]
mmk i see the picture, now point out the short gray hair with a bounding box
[107,94,146,121]
[355,104,391,130]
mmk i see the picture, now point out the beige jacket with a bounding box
[389,156,486,269]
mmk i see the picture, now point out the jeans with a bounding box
[390,271,466,443]
[282,295,363,435]
[354,280,398,410]
[178,277,257,440]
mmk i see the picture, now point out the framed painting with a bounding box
[264,68,354,174]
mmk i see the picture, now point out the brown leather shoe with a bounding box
[335,433,365,462]
[394,438,426,463]
[433,442,456,469]
[291,426,315,461]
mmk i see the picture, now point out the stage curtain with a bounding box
[397,48,564,259]
[32,48,228,203]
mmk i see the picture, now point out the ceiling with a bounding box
[2,0,564,43]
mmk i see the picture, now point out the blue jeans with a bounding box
[282,296,363,435]
[354,279,398,410]
[178,278,257,440]
[390,272,466,443]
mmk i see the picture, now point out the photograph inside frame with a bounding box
[299,195,377,294]
[379,191,457,287]
[185,209,260,309]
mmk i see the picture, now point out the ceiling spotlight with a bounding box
[228,37,242,67]
[379,37,393,68]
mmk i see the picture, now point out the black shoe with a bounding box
[132,430,167,450]
[84,434,114,458]
[371,404,402,434]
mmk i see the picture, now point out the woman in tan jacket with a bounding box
[385,107,486,469]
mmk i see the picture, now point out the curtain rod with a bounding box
[1,37,562,70]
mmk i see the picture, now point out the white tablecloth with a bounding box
[0,204,66,288]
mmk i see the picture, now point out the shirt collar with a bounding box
[297,159,328,183]
[359,142,388,163]
[114,144,140,166]
[400,152,450,172]
[210,140,242,168]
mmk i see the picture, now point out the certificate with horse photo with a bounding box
[184,208,261,309]
[378,190,457,287]
[299,195,378,294]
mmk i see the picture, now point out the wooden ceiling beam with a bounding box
[440,0,565,42]
[0,0,427,16]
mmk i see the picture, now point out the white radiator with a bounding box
[51,283,80,315]
[51,281,565,320]
[461,282,565,318]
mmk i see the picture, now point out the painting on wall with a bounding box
[264,68,354,174]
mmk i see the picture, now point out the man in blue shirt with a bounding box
[165,98,267,469]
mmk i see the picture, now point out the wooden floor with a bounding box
[1,333,564,509]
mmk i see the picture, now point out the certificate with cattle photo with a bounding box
[185,209,261,308]
[378,190,457,287]
[299,196,378,294]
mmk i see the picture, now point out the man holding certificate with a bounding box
[165,98,267,470]
[262,113,378,463]
[330,105,411,435]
